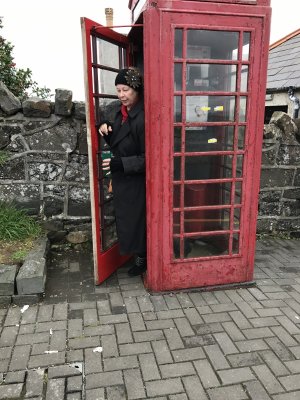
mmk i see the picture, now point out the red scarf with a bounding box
[121,105,128,124]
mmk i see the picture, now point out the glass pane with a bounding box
[174,96,182,122]
[236,155,244,177]
[173,185,181,208]
[95,69,118,95]
[185,155,233,180]
[174,157,181,181]
[187,64,237,92]
[186,126,234,152]
[174,64,183,91]
[232,233,240,254]
[241,65,249,92]
[234,208,241,229]
[185,183,232,207]
[186,96,235,122]
[95,38,121,68]
[235,181,242,204]
[239,96,247,122]
[175,29,183,58]
[238,126,245,149]
[103,200,115,227]
[242,32,251,61]
[187,30,239,60]
[101,222,118,251]
[185,209,227,232]
[98,98,120,123]
[174,235,229,258]
[174,127,182,152]
[173,211,180,234]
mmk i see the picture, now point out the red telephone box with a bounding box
[81,0,271,290]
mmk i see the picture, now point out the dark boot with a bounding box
[128,256,147,276]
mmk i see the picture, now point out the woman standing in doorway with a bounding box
[98,68,146,276]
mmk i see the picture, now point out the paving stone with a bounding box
[67,376,82,392]
[252,364,285,394]
[0,383,23,399]
[182,375,208,400]
[145,378,184,397]
[116,322,133,344]
[213,332,238,355]
[9,344,31,370]
[45,378,65,400]
[28,351,65,368]
[139,353,160,381]
[104,355,138,372]
[85,387,105,400]
[164,328,184,350]
[152,340,173,364]
[0,265,17,295]
[217,367,255,385]
[105,385,125,399]
[4,371,26,384]
[204,344,230,370]
[194,359,220,389]
[119,342,152,356]
[172,347,205,362]
[101,334,118,358]
[68,337,100,350]
[133,329,164,342]
[85,371,123,389]
[227,352,262,367]
[124,368,146,399]
[48,365,82,379]
[25,369,45,398]
[259,350,290,376]
[207,384,248,400]
[84,348,103,374]
[279,373,300,391]
[0,326,19,346]
[160,361,195,378]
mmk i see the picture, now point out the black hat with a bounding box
[115,68,143,91]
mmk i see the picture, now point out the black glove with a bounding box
[110,157,124,173]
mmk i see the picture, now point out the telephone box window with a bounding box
[186,96,236,122]
[186,64,237,92]
[175,29,183,58]
[174,63,183,90]
[242,32,251,60]
[187,30,239,60]
[174,96,182,121]
[95,38,121,68]
[185,126,234,152]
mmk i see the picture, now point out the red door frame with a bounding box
[144,2,271,292]
[81,17,131,284]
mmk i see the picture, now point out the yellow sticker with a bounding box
[201,106,211,111]
[214,105,224,111]
[208,138,217,143]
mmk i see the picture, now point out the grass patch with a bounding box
[0,201,42,241]
[0,151,9,166]
[0,202,42,264]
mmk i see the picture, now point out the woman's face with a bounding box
[116,84,139,110]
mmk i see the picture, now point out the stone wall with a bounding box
[1,82,300,238]
[0,82,91,238]
[258,111,300,237]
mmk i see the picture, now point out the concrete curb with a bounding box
[0,236,49,306]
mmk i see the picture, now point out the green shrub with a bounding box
[0,201,42,241]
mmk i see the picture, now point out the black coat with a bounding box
[106,100,146,255]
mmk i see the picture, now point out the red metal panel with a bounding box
[144,1,271,292]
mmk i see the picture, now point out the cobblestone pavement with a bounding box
[1,238,300,399]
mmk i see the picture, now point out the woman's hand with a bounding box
[99,123,112,136]
[102,158,111,171]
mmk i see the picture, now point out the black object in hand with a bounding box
[110,157,124,173]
